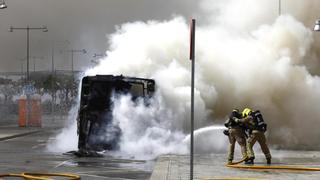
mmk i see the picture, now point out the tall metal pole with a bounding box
[27,27,30,81]
[71,51,74,97]
[51,40,69,119]
[190,51,195,180]
[189,18,196,180]
[71,51,74,83]
[51,45,55,120]
[61,49,86,98]
[9,25,48,82]
[279,0,281,16]
[26,27,31,127]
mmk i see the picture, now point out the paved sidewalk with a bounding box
[0,126,42,141]
[150,151,320,180]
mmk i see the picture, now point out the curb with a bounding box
[0,130,41,141]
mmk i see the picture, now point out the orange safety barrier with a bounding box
[18,95,42,127]
[29,97,42,127]
[18,98,27,127]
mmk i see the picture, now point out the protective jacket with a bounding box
[236,109,271,162]
[224,109,247,163]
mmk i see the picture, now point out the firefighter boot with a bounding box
[267,158,271,165]
[245,158,254,165]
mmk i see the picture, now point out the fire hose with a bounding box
[226,156,320,171]
[199,157,320,180]
[0,172,80,180]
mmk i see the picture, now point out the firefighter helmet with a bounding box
[242,108,252,117]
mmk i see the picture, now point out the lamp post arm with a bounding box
[9,25,48,82]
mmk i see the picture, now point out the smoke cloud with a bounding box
[47,105,79,153]
[112,95,188,159]
[49,0,320,158]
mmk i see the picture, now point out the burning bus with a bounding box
[76,75,155,156]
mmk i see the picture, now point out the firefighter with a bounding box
[236,108,271,165]
[224,109,248,165]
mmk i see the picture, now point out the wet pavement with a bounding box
[1,125,320,179]
[0,126,153,180]
[150,151,320,180]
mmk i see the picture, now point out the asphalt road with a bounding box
[0,127,153,180]
[2,125,320,180]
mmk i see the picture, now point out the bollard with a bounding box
[28,94,42,127]
[18,95,27,127]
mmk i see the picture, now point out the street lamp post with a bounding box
[50,40,70,119]
[9,26,48,82]
[278,0,281,16]
[63,49,87,81]
[61,49,87,97]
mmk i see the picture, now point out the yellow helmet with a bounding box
[242,108,252,117]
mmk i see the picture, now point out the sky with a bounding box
[0,0,319,73]
[0,0,197,73]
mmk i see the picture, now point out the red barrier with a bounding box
[18,95,42,127]
[29,96,42,127]
[18,97,27,127]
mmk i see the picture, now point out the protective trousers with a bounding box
[247,130,271,160]
[227,128,247,162]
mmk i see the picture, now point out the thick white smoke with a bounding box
[112,94,188,159]
[48,0,320,157]
[87,13,320,149]
[47,105,79,153]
